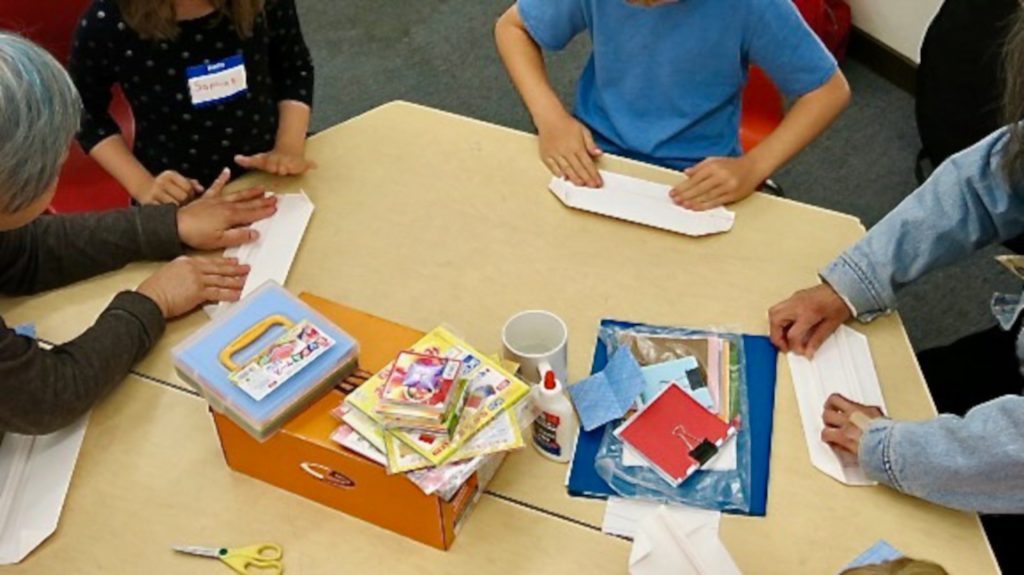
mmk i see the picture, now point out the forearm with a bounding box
[0,206,182,295]
[860,396,1024,513]
[0,292,164,435]
[274,100,311,155]
[495,7,571,128]
[90,135,155,201]
[822,125,1024,318]
[744,71,850,181]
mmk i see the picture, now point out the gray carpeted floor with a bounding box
[298,0,1019,352]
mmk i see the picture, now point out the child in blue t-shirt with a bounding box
[495,0,850,211]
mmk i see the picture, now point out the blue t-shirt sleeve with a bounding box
[517,0,587,51]
[744,0,838,98]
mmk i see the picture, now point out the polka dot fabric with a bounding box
[69,0,314,185]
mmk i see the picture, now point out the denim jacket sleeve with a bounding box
[859,396,1024,513]
[821,126,1024,320]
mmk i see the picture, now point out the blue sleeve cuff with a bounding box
[859,418,901,489]
[820,254,893,322]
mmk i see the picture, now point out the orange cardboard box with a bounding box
[211,294,498,549]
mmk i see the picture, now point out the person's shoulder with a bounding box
[77,0,126,39]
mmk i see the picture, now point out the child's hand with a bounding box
[135,170,202,205]
[234,150,317,176]
[669,156,762,211]
[537,115,603,188]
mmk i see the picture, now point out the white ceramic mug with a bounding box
[501,310,568,385]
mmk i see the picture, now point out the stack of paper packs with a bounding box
[332,327,531,477]
[613,334,740,473]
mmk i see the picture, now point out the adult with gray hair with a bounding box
[0,32,277,435]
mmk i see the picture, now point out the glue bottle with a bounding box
[532,371,578,463]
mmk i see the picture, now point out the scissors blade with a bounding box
[172,545,222,558]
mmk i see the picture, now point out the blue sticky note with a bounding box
[13,323,36,338]
[844,540,902,570]
[568,346,644,431]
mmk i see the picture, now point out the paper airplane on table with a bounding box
[548,171,735,237]
[0,416,89,565]
[206,191,314,318]
[788,325,887,486]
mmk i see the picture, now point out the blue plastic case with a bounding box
[172,281,359,441]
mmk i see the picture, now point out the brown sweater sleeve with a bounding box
[0,206,183,435]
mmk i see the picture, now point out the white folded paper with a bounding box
[603,497,719,540]
[629,504,741,575]
[205,191,314,318]
[788,325,887,486]
[0,416,89,565]
[548,171,735,237]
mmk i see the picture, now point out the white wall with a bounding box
[847,0,943,64]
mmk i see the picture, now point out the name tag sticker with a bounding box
[186,54,248,108]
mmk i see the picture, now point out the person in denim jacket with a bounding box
[768,12,1024,572]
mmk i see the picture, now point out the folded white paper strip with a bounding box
[548,171,735,237]
[629,504,741,575]
[0,416,89,564]
[788,325,887,486]
[206,191,314,318]
[603,497,719,540]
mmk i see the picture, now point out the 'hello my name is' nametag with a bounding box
[186,54,248,108]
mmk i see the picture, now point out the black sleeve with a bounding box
[266,0,315,106]
[0,292,164,435]
[0,206,183,296]
[68,1,123,153]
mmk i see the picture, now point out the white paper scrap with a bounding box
[0,416,89,565]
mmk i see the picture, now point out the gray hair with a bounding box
[0,33,81,213]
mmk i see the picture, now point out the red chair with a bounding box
[740,66,785,153]
[1,0,133,213]
[740,66,786,196]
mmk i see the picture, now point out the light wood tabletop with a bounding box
[4,378,630,574]
[0,101,998,573]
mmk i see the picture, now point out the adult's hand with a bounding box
[768,283,852,356]
[176,170,278,251]
[820,393,885,455]
[136,257,250,319]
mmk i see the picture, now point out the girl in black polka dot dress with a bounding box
[69,0,315,204]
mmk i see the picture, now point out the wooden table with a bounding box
[3,379,629,574]
[0,101,998,573]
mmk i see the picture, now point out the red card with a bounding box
[615,382,739,486]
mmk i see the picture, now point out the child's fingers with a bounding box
[555,156,584,186]
[575,151,602,188]
[204,168,232,197]
[582,128,602,157]
[234,153,265,170]
[163,171,193,192]
[543,157,564,179]
[161,181,192,204]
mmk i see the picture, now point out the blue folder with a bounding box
[566,320,778,516]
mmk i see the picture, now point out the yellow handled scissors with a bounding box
[173,543,284,574]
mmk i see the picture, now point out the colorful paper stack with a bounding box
[328,326,532,498]
[375,352,467,435]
